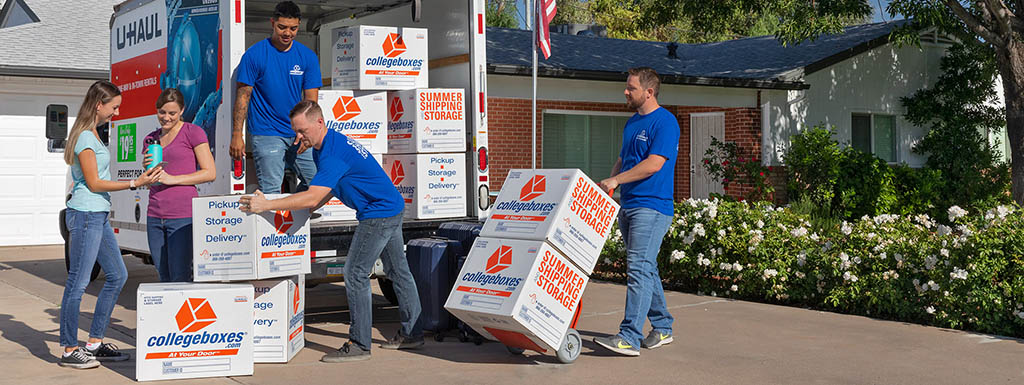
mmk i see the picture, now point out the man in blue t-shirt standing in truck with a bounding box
[240,100,423,363]
[594,67,680,357]
[232,1,321,195]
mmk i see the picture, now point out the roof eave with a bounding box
[0,65,109,80]
[488,64,809,90]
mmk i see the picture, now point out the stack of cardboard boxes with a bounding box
[319,25,468,221]
[135,195,310,381]
[444,169,620,353]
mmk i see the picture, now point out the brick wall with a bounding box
[486,97,763,202]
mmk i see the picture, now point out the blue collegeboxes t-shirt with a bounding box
[237,38,322,137]
[619,107,680,216]
[311,130,404,220]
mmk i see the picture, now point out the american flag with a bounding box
[537,0,557,59]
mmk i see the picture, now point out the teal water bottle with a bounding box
[146,139,162,170]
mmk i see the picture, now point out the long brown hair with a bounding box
[64,80,121,165]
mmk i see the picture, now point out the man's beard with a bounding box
[626,96,642,110]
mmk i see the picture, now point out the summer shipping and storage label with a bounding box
[386,88,466,154]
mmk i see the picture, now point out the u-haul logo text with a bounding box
[115,13,162,50]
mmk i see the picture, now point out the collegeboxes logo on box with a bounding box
[382,32,406,58]
[274,211,293,234]
[146,297,246,349]
[175,298,217,332]
[332,96,361,121]
[486,245,513,274]
[520,175,546,201]
[261,210,308,249]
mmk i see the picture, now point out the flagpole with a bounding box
[531,0,537,170]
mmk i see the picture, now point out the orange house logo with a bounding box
[332,96,361,121]
[382,32,406,58]
[485,245,513,274]
[390,161,405,185]
[389,96,404,121]
[519,175,546,201]
[175,298,217,333]
[274,211,293,234]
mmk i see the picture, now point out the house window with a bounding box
[542,111,630,182]
[0,0,40,29]
[851,113,897,162]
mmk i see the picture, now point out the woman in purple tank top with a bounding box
[143,88,216,282]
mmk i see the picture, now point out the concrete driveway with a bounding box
[0,245,1021,384]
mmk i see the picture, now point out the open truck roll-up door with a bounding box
[107,0,489,269]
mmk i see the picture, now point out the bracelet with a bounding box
[129,180,137,190]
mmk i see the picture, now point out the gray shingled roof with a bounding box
[488,20,908,90]
[0,0,120,79]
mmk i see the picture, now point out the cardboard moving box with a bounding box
[444,237,588,352]
[193,195,311,281]
[251,275,305,363]
[480,169,620,275]
[383,153,467,219]
[136,283,254,381]
[332,25,428,90]
[318,90,387,154]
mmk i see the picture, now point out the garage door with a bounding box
[0,76,95,246]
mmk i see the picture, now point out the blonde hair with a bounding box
[64,80,121,165]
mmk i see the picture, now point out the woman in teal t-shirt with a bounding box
[58,81,163,369]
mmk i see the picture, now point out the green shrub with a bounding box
[596,199,1024,338]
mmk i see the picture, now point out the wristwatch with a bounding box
[129,180,137,191]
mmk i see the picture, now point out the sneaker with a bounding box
[641,330,673,349]
[310,212,323,224]
[85,342,130,362]
[321,341,371,363]
[59,348,100,369]
[593,335,640,357]
[380,332,424,350]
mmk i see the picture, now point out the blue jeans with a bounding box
[344,211,421,350]
[147,217,193,282]
[617,207,674,347]
[60,209,128,348]
[252,135,317,194]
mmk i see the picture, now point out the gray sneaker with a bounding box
[380,332,424,350]
[641,330,673,349]
[321,341,371,363]
[593,335,640,356]
[59,348,100,369]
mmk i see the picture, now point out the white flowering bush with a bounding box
[596,199,1024,338]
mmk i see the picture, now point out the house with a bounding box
[483,21,961,201]
[0,0,120,246]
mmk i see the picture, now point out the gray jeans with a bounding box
[344,211,422,350]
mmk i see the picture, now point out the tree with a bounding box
[486,0,518,28]
[657,0,1024,204]
[902,42,1012,212]
[551,0,592,25]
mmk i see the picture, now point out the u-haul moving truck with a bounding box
[106,0,492,289]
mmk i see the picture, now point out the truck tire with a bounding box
[60,209,100,282]
[377,277,399,305]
